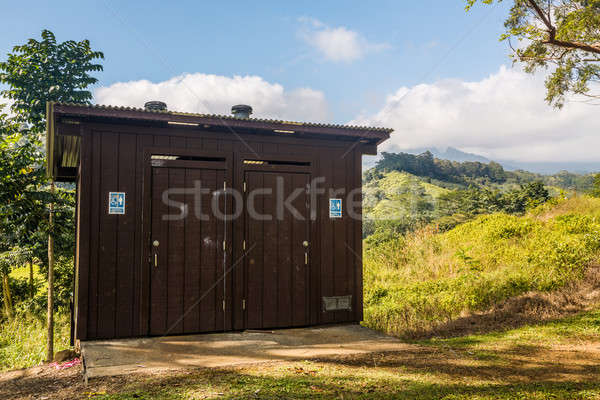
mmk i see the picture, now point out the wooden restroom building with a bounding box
[46,101,391,341]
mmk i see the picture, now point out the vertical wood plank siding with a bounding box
[75,125,367,340]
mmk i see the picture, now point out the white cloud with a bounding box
[94,73,329,122]
[351,65,599,163]
[299,18,389,62]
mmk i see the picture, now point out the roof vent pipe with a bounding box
[144,101,167,111]
[231,104,253,119]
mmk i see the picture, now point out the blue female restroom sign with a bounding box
[329,198,342,218]
[108,192,126,215]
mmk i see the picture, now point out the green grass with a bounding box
[85,308,600,399]
[363,196,600,338]
[94,370,600,400]
[0,313,70,371]
[419,307,600,348]
[9,263,44,281]
[363,171,449,220]
[373,171,451,198]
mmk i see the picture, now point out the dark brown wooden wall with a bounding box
[75,123,364,340]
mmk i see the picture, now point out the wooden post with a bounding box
[29,261,34,299]
[1,272,13,320]
[46,181,55,362]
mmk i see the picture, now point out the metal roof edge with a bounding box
[51,102,394,136]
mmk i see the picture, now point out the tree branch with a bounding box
[543,37,600,54]
[526,0,600,55]
[527,0,554,31]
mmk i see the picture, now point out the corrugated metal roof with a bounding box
[51,102,393,133]
[46,101,392,180]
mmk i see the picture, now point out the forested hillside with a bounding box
[363,151,599,240]
[368,151,597,191]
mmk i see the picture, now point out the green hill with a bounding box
[370,151,597,191]
[362,151,599,239]
[363,196,600,338]
[363,171,449,219]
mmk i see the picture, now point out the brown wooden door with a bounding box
[149,164,230,336]
[244,171,311,329]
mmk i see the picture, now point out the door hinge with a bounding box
[222,300,226,312]
[223,240,226,251]
[242,240,246,250]
[223,181,227,190]
[242,299,246,310]
[243,181,247,192]
[305,252,308,265]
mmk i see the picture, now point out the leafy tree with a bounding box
[502,181,550,213]
[0,29,104,133]
[0,30,102,359]
[467,0,600,108]
[591,173,600,197]
[0,106,46,319]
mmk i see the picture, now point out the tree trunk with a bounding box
[29,261,34,299]
[46,181,55,362]
[1,272,13,320]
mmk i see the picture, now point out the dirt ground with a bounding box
[80,324,409,379]
[2,340,600,400]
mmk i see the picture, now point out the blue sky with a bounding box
[1,1,598,165]
[1,1,510,119]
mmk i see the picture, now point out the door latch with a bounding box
[153,240,159,268]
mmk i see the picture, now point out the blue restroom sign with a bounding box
[108,192,126,215]
[329,198,342,218]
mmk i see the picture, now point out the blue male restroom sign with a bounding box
[329,198,342,218]
[108,192,126,215]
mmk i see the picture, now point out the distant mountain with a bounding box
[400,147,600,174]
[405,147,490,163]
[502,162,600,175]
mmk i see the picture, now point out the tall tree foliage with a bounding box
[467,0,600,108]
[0,105,46,318]
[0,29,104,133]
[0,30,102,360]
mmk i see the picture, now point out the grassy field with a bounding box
[4,307,597,399]
[0,313,70,371]
[363,171,450,220]
[363,196,600,338]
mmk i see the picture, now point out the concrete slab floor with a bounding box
[80,324,410,379]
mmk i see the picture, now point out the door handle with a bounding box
[303,241,309,265]
[152,240,159,268]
